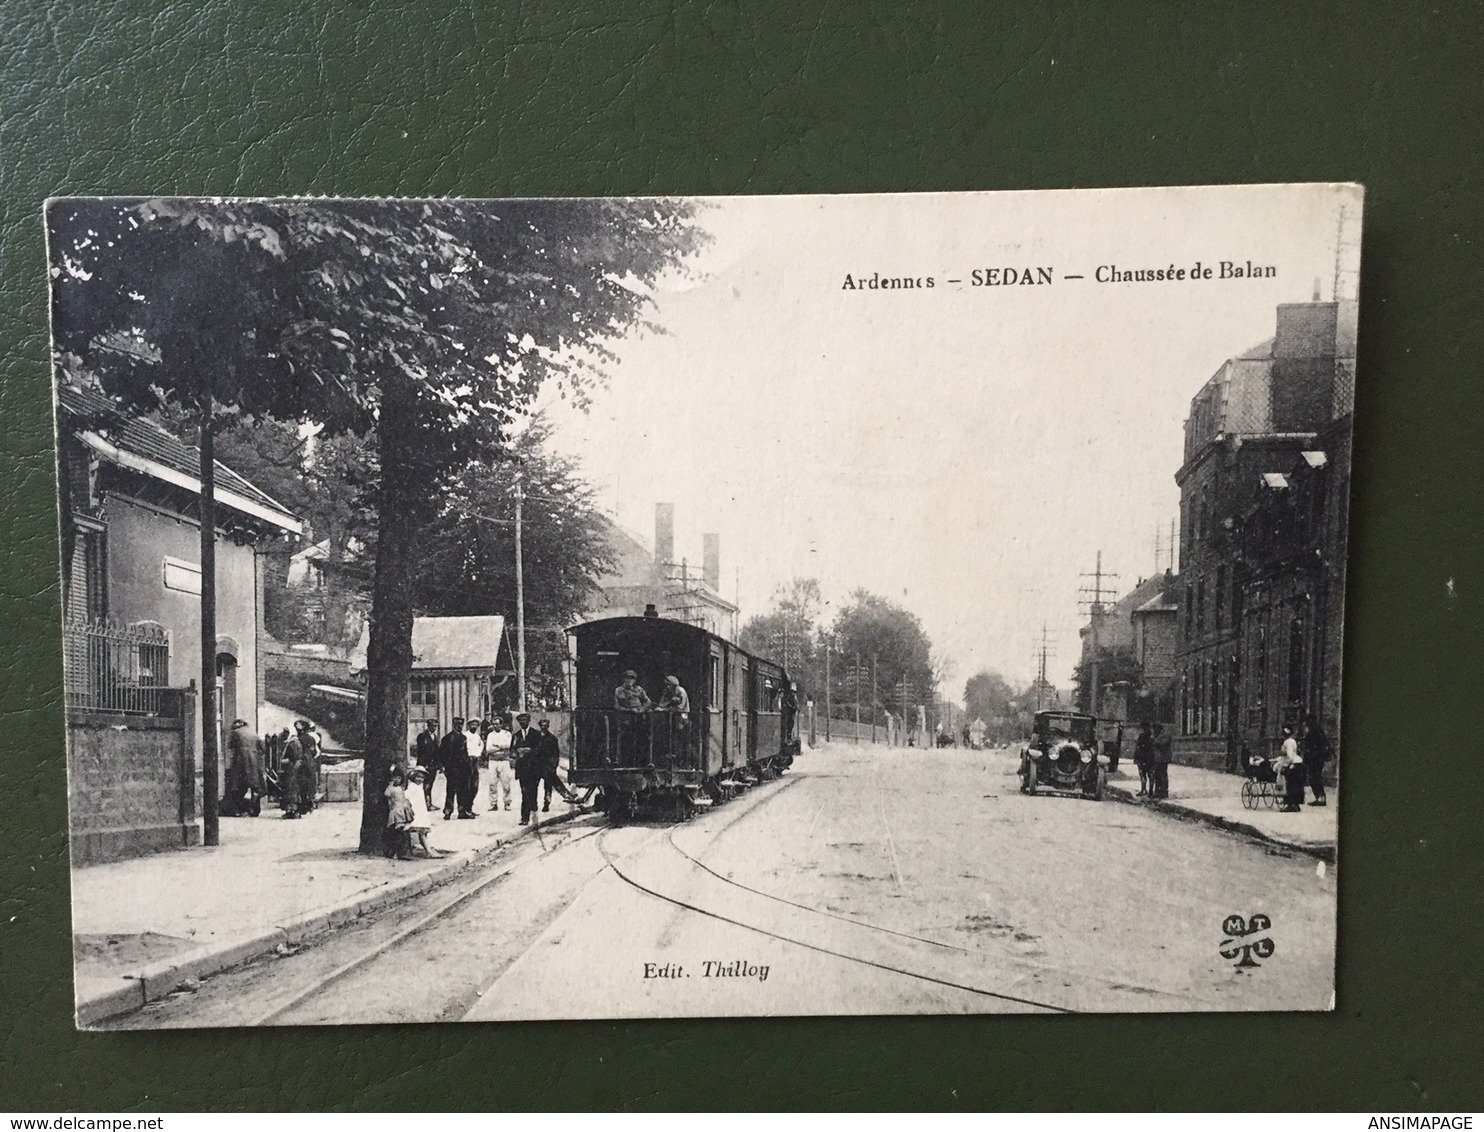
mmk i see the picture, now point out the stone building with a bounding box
[1077,571,1180,729]
[58,382,303,860]
[1172,300,1356,771]
[588,503,738,639]
[1129,574,1181,725]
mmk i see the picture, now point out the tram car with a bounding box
[567,612,802,820]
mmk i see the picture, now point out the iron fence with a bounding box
[62,617,171,715]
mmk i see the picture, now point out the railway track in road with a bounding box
[599,826,1077,1015]
[140,760,1219,1025]
[245,821,610,1027]
[239,776,797,1026]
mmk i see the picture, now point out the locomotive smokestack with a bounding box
[703,533,720,592]
[655,502,675,567]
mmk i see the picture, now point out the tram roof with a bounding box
[567,614,719,642]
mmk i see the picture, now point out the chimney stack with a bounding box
[702,533,720,592]
[655,503,675,567]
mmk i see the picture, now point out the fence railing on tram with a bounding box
[573,708,699,770]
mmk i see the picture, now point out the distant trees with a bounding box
[743,583,942,729]
[830,590,936,722]
[963,670,1016,724]
[739,577,823,691]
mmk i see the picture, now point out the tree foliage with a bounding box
[739,577,823,692]
[414,415,616,628]
[829,590,936,719]
[963,669,1016,724]
[48,196,708,851]
[1072,644,1142,712]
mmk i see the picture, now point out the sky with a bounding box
[537,184,1363,698]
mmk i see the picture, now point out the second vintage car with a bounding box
[1018,709,1110,801]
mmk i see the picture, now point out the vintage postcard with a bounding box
[48,184,1359,1026]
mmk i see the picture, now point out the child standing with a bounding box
[406,766,436,858]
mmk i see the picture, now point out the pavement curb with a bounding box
[1106,784,1336,864]
[75,804,589,1027]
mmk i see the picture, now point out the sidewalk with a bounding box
[1105,762,1338,863]
[71,784,584,1026]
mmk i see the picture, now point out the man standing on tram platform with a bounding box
[614,669,652,712]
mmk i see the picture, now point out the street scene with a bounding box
[48,185,1360,1025]
[85,742,1334,1028]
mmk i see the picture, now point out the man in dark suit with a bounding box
[414,719,441,809]
[439,717,469,819]
[511,713,542,824]
[536,717,576,810]
[1301,713,1331,807]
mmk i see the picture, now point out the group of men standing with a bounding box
[221,717,322,819]
[1132,722,1174,800]
[413,712,576,826]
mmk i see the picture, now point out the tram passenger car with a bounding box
[567,614,801,819]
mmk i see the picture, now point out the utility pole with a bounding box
[1033,623,1055,710]
[1078,550,1120,717]
[854,652,862,732]
[871,653,879,744]
[514,474,526,713]
[823,634,832,743]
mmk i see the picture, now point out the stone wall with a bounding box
[68,688,198,865]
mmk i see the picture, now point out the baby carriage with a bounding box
[1239,748,1281,810]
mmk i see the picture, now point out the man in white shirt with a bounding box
[462,719,483,818]
[485,719,513,811]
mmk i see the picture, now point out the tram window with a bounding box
[708,653,721,709]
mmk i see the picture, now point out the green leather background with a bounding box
[4,0,1481,1111]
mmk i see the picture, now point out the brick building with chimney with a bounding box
[1173,299,1357,772]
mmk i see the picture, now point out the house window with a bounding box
[1214,565,1227,632]
[409,678,439,709]
[1184,585,1194,640]
[1287,616,1305,703]
[1193,662,1205,734]
[135,621,171,688]
[1196,578,1206,635]
[1210,661,1222,734]
[68,520,107,621]
[1254,627,1267,713]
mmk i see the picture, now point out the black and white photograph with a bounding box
[48,184,1360,1027]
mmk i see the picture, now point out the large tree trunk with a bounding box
[358,374,421,853]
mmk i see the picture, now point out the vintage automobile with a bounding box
[1018,709,1109,800]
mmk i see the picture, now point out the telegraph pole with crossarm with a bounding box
[1078,551,1120,716]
